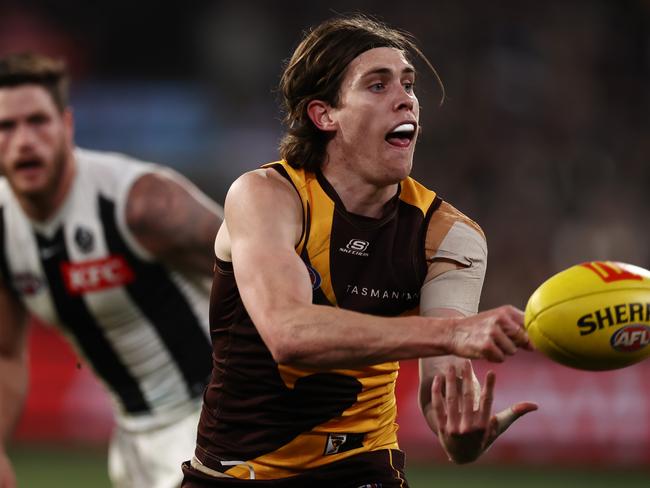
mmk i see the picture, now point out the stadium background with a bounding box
[2,0,650,486]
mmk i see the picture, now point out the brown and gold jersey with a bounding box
[195,161,480,480]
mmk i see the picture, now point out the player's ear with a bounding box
[62,108,75,146]
[306,100,336,133]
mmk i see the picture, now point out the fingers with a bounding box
[494,401,538,437]
[460,361,474,416]
[501,306,531,348]
[511,401,539,415]
[483,306,533,361]
[478,370,495,428]
[431,374,447,432]
[491,327,518,357]
[445,366,460,428]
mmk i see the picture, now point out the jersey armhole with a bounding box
[267,163,307,254]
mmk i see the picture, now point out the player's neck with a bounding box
[321,161,398,219]
[18,154,77,222]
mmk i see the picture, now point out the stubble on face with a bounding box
[0,86,74,218]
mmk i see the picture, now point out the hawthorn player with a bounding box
[182,14,536,488]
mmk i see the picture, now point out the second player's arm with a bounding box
[0,282,29,488]
[225,169,530,369]
[126,169,223,276]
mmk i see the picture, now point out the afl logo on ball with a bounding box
[611,325,650,352]
[306,264,321,290]
[75,226,95,253]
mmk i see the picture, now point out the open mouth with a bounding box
[15,159,43,171]
[385,123,416,147]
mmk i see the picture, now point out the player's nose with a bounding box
[393,90,415,112]
[14,123,37,149]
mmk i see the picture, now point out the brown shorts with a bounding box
[181,449,409,488]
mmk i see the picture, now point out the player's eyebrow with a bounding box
[360,66,416,79]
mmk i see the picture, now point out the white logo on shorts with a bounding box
[324,433,348,455]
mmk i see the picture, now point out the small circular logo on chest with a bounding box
[75,226,95,253]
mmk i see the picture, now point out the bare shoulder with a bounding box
[126,169,221,233]
[124,169,222,269]
[228,168,298,202]
[126,172,175,228]
[225,168,303,247]
[226,168,302,222]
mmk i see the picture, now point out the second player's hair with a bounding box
[278,14,442,172]
[0,52,69,112]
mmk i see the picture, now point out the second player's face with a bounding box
[329,47,420,184]
[0,85,72,200]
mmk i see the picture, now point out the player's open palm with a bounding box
[427,360,537,464]
[0,450,16,488]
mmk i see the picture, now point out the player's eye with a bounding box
[370,82,385,92]
[28,114,50,126]
[0,119,16,131]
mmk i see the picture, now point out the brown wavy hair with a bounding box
[278,14,443,172]
[0,52,69,112]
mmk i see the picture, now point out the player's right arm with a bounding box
[0,282,29,488]
[223,169,531,369]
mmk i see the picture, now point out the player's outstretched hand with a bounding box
[0,449,16,488]
[428,360,537,464]
[449,305,533,362]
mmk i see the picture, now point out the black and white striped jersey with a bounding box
[0,148,212,431]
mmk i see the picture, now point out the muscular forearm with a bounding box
[0,355,23,488]
[0,353,28,445]
[257,303,456,368]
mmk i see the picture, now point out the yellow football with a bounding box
[524,261,650,370]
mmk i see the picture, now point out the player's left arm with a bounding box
[125,169,223,276]
[418,230,537,464]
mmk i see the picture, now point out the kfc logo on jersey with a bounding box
[340,239,370,257]
[61,256,135,295]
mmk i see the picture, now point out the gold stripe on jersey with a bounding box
[224,416,399,479]
[398,176,438,216]
[302,177,338,306]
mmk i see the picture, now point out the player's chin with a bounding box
[389,154,414,180]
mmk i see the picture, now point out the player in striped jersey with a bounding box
[0,53,222,488]
[182,14,537,488]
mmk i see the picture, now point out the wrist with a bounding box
[429,315,458,355]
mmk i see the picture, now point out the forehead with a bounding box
[345,47,413,82]
[0,84,59,118]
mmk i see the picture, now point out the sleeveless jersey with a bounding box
[0,148,212,431]
[196,160,484,479]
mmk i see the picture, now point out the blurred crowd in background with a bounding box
[1,0,649,310]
